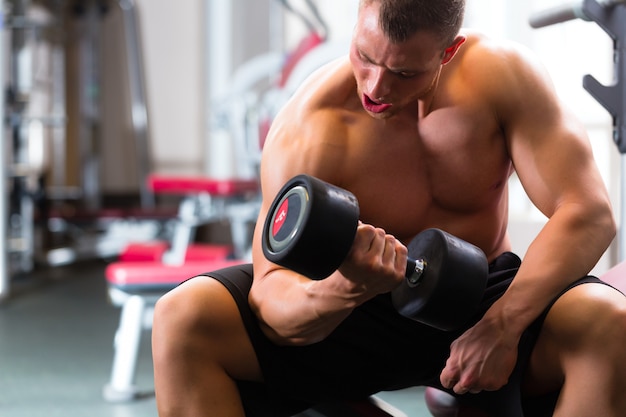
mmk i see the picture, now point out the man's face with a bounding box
[350,3,446,119]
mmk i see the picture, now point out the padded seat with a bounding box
[105,258,242,292]
[119,241,233,262]
[148,174,259,196]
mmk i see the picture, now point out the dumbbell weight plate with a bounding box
[262,174,360,280]
[266,185,309,253]
[391,229,488,331]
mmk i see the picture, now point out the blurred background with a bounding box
[0,0,622,416]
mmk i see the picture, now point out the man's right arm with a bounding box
[248,109,407,346]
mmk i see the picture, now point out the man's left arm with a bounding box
[491,42,615,344]
[441,40,616,394]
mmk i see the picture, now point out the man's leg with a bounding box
[525,283,626,417]
[152,275,262,417]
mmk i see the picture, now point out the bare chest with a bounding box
[343,108,511,242]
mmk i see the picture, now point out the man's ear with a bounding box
[441,35,467,65]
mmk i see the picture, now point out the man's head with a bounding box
[359,0,465,48]
[351,0,466,118]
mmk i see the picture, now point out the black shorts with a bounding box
[202,253,612,416]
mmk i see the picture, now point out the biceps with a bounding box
[509,114,600,217]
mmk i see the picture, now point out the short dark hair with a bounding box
[359,0,465,46]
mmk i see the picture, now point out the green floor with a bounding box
[0,260,432,417]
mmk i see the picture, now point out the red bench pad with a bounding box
[106,259,247,292]
[119,242,233,262]
[148,174,259,196]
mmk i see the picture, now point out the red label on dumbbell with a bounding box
[273,198,289,237]
[270,189,304,245]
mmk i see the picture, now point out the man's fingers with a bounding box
[454,384,470,395]
[440,369,458,390]
[441,366,483,395]
[453,383,480,395]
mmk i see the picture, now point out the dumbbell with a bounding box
[262,174,489,331]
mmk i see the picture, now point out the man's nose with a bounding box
[366,67,390,100]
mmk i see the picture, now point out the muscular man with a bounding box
[152,0,626,415]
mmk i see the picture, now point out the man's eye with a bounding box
[397,71,416,79]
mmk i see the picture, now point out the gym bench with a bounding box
[103,175,260,402]
[144,174,260,263]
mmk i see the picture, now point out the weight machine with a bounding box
[0,0,161,300]
[0,0,67,295]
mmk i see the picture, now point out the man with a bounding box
[152,0,626,415]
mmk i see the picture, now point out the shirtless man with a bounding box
[152,0,626,415]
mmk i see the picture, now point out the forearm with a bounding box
[249,268,370,345]
[486,201,615,335]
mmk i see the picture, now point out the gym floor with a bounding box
[0,260,431,417]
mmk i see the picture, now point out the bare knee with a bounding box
[527,283,626,393]
[152,275,262,381]
[154,276,222,347]
[550,284,626,352]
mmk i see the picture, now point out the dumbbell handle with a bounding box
[405,258,426,287]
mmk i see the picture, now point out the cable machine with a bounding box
[0,0,157,299]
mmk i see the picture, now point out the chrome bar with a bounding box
[118,0,154,208]
[0,1,10,301]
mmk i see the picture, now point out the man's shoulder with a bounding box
[453,30,547,94]
[458,30,530,63]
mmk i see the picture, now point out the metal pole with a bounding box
[205,0,233,177]
[78,0,102,212]
[118,0,154,209]
[0,1,11,301]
